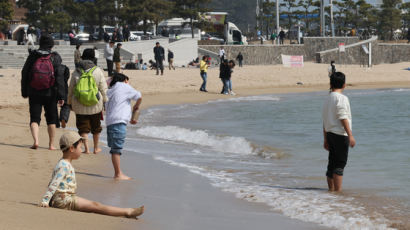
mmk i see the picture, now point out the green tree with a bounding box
[258,0,276,38]
[0,0,14,31]
[379,0,401,40]
[17,0,71,32]
[172,0,212,38]
[281,0,297,42]
[298,0,319,35]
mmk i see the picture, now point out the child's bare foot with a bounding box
[82,150,91,154]
[126,206,144,218]
[48,146,56,150]
[30,144,39,149]
[93,148,102,154]
[61,120,66,128]
[114,173,132,180]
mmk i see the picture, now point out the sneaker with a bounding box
[223,92,229,95]
[230,91,236,95]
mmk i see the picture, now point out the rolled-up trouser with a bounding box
[106,59,114,76]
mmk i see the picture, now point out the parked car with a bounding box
[129,31,141,41]
[51,33,70,41]
[75,33,91,42]
[201,33,225,44]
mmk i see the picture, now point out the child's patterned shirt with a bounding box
[41,159,77,205]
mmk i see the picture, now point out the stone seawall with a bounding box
[199,37,410,65]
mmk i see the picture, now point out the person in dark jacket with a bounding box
[168,49,175,70]
[21,35,66,150]
[113,43,122,73]
[236,52,243,67]
[153,42,165,75]
[279,29,285,45]
[123,25,130,42]
[56,65,71,128]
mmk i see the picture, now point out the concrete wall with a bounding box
[373,43,410,64]
[199,45,306,65]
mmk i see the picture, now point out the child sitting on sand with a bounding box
[322,72,356,192]
[39,131,144,218]
[106,73,142,180]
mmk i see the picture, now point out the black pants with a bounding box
[156,58,164,75]
[106,59,114,76]
[29,95,58,125]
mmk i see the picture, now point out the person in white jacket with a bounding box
[104,41,115,76]
[105,73,142,180]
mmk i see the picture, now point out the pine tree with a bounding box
[379,0,401,40]
[0,0,14,32]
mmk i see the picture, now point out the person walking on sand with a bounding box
[322,72,356,192]
[74,44,81,68]
[328,60,336,77]
[168,49,175,70]
[21,35,66,150]
[67,48,108,154]
[199,55,209,92]
[113,43,122,73]
[106,73,142,180]
[104,41,115,77]
[236,52,243,67]
[153,42,165,75]
[39,131,144,218]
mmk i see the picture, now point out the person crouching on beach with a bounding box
[322,72,356,192]
[39,131,144,218]
[106,73,142,180]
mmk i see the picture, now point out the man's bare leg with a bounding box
[93,133,101,154]
[76,196,144,218]
[333,174,343,192]
[112,154,131,180]
[47,124,56,150]
[327,177,335,192]
[30,122,39,149]
[81,133,90,154]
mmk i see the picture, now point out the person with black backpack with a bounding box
[21,35,66,150]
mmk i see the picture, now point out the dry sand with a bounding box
[0,62,409,230]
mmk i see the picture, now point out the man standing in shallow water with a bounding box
[322,72,356,192]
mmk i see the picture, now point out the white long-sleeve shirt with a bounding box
[322,92,352,136]
[106,82,142,126]
[104,44,114,61]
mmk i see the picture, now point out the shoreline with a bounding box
[0,63,409,229]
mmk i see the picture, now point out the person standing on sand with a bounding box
[236,52,243,67]
[74,44,81,68]
[328,60,336,77]
[21,35,66,150]
[199,55,209,92]
[322,72,356,192]
[168,49,175,70]
[67,49,108,154]
[106,73,142,180]
[40,131,144,218]
[153,42,165,75]
[104,41,115,77]
[113,43,122,73]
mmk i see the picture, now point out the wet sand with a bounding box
[0,62,409,229]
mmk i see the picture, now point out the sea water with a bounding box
[120,89,410,229]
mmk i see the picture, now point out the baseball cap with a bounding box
[60,131,83,151]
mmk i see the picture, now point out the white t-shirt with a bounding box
[219,49,225,58]
[105,82,141,126]
[94,49,100,59]
[322,92,352,136]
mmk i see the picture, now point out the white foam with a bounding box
[136,126,284,158]
[154,156,394,230]
[208,95,281,103]
[137,126,254,155]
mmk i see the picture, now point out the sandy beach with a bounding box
[1,62,409,230]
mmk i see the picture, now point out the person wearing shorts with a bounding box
[40,131,145,218]
[68,48,108,154]
[21,35,66,150]
[106,73,142,180]
[322,72,356,192]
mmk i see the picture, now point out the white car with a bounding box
[75,33,90,42]
[129,31,141,41]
